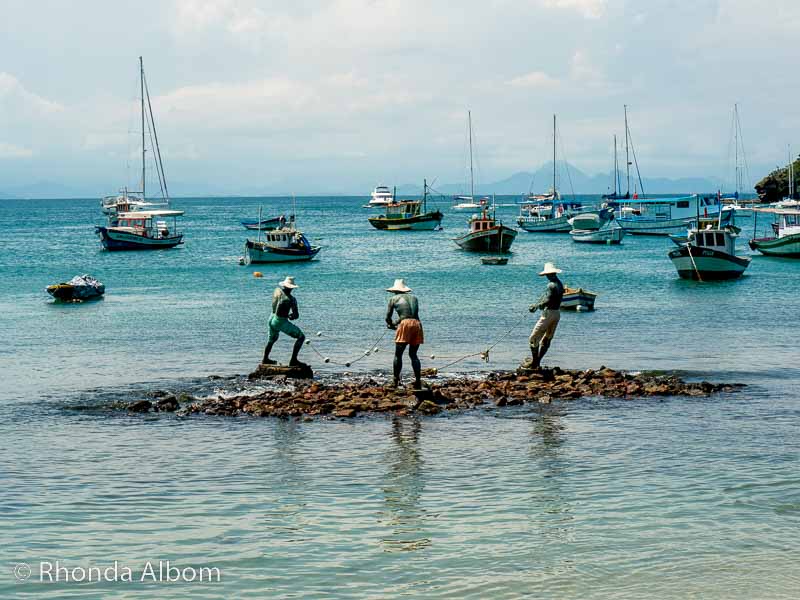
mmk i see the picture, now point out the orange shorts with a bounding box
[395,319,424,345]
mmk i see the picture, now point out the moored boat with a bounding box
[569,207,625,244]
[244,229,321,263]
[669,224,751,280]
[46,274,105,302]
[96,210,184,250]
[561,287,597,311]
[241,215,286,231]
[367,185,395,207]
[614,194,728,236]
[368,179,443,231]
[453,206,516,252]
[749,208,800,257]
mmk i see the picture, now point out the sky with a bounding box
[1,0,799,196]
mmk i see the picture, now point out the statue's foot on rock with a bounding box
[261,358,277,365]
[249,362,314,380]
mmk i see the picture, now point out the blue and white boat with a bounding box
[96,209,184,250]
[613,194,729,236]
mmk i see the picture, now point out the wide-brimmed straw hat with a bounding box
[538,262,563,276]
[279,276,299,289]
[386,278,412,293]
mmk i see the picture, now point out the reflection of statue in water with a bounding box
[380,417,430,552]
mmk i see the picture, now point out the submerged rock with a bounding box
[128,400,152,413]
[167,364,743,420]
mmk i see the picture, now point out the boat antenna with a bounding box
[468,110,475,201]
[140,56,146,200]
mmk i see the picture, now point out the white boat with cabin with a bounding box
[669,223,751,280]
[96,209,184,250]
[368,185,395,207]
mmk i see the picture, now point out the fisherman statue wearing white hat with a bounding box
[528,262,565,369]
[385,279,423,388]
[262,276,307,367]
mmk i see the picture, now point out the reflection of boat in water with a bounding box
[453,205,516,252]
[241,215,285,231]
[96,209,184,250]
[561,287,597,311]
[46,274,105,302]
[368,180,443,231]
[669,223,751,280]
[749,208,800,257]
[481,256,508,265]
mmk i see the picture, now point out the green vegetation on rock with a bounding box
[755,156,800,202]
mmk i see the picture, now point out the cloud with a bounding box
[540,0,607,19]
[507,71,560,89]
[0,142,34,158]
[0,72,64,115]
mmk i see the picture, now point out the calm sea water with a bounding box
[1,196,799,598]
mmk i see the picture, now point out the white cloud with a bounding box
[0,72,64,114]
[540,0,607,19]
[507,71,560,89]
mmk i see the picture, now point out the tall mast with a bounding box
[552,114,557,195]
[613,134,618,195]
[790,144,794,199]
[624,105,630,197]
[423,178,427,212]
[140,56,146,200]
[734,104,739,195]
[468,111,474,200]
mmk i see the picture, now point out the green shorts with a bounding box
[268,315,304,343]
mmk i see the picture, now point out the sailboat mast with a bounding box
[734,104,739,195]
[423,178,427,212]
[552,114,557,196]
[613,134,619,195]
[140,56,146,200]
[468,111,474,200]
[790,144,794,199]
[624,105,630,197]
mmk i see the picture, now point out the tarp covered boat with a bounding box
[46,274,105,302]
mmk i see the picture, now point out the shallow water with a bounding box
[1,196,798,598]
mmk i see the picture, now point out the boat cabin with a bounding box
[383,201,421,219]
[776,210,800,237]
[469,210,497,232]
[259,227,308,249]
[115,210,183,239]
[688,225,737,255]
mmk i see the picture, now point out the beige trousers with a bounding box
[529,308,560,347]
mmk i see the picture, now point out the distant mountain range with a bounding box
[397,162,720,197]
[0,163,721,199]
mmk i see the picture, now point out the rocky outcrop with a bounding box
[248,363,314,380]
[180,365,742,419]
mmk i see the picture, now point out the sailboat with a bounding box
[517,115,587,233]
[96,57,184,250]
[721,104,753,215]
[452,111,485,211]
[602,134,629,200]
[771,145,800,210]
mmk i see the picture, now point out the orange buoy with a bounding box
[253,271,263,278]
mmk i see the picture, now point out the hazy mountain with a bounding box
[398,163,719,197]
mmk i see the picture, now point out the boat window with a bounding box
[695,232,704,246]
[677,201,689,208]
[715,232,725,246]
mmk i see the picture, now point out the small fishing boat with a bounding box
[481,257,508,265]
[561,287,597,311]
[46,274,105,302]
[749,209,800,257]
[368,180,443,231]
[244,229,320,263]
[453,205,516,252]
[244,204,320,263]
[96,209,184,250]
[569,207,626,244]
[241,215,286,231]
[669,224,751,280]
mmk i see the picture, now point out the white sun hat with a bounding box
[538,262,563,276]
[279,276,299,289]
[386,278,412,293]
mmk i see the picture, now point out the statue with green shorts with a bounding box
[262,276,307,367]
